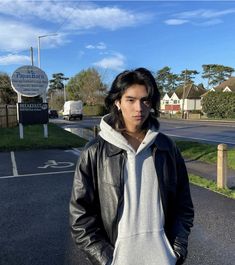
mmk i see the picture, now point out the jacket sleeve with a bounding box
[69,148,114,265]
[172,146,194,264]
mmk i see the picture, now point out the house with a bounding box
[211,77,235,92]
[161,83,206,114]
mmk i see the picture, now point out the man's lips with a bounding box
[133,115,144,119]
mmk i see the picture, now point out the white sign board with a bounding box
[11,65,48,97]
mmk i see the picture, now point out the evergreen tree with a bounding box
[202,64,234,89]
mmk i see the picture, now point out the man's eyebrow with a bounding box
[124,96,149,100]
[124,96,136,99]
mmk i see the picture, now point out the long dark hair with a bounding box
[105,67,160,130]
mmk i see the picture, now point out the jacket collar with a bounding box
[106,142,124,157]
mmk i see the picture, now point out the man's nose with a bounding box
[135,100,143,111]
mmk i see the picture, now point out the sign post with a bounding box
[11,65,49,139]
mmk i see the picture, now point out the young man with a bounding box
[69,68,194,265]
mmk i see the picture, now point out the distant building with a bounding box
[161,84,206,114]
[211,77,235,92]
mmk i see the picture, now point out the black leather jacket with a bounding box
[70,132,194,265]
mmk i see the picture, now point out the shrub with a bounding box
[202,92,235,118]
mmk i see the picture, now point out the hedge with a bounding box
[202,92,235,118]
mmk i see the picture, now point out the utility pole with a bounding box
[182,69,187,119]
[30,47,34,66]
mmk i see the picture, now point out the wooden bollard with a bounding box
[93,125,99,137]
[217,144,228,189]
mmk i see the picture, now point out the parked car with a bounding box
[63,100,83,120]
[48,109,59,118]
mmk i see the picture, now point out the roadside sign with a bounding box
[18,103,49,125]
[11,65,48,97]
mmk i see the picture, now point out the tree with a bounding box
[0,73,17,104]
[49,73,69,91]
[202,64,234,89]
[155,66,178,93]
[48,73,69,104]
[66,68,106,105]
[48,94,64,111]
[178,69,199,86]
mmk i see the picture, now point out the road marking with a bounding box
[38,160,74,169]
[10,151,18,176]
[65,148,81,156]
[0,170,75,180]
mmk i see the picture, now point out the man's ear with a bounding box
[115,100,121,110]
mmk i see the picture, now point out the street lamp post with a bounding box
[37,33,57,138]
[37,33,58,68]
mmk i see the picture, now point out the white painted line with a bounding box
[10,151,18,176]
[166,134,235,146]
[65,148,81,156]
[0,170,75,180]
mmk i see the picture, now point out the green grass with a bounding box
[0,123,87,151]
[189,174,235,199]
[176,140,235,170]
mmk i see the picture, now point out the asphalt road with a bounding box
[159,118,235,146]
[0,149,234,265]
[52,117,235,146]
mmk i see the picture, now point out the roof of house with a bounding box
[174,83,207,99]
[213,77,235,92]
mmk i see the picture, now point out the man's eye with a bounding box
[127,99,134,102]
[143,100,151,106]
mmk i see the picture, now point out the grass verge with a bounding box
[189,174,235,199]
[0,123,87,151]
[176,140,235,170]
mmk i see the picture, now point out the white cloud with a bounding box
[164,19,188,25]
[0,1,152,31]
[0,54,31,65]
[93,53,125,71]
[195,19,222,26]
[166,8,235,26]
[66,7,150,31]
[0,18,65,52]
[97,42,106,50]
[176,9,235,19]
[86,42,107,50]
[86,45,96,49]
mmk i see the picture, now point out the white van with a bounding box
[63,100,83,120]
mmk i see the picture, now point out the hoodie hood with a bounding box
[99,114,158,154]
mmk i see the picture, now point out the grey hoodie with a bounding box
[99,115,177,265]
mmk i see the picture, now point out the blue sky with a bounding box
[0,0,235,86]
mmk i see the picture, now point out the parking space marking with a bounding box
[0,170,75,180]
[65,148,81,156]
[10,151,18,176]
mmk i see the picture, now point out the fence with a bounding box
[0,104,17,128]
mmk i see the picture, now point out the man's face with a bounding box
[116,84,151,132]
